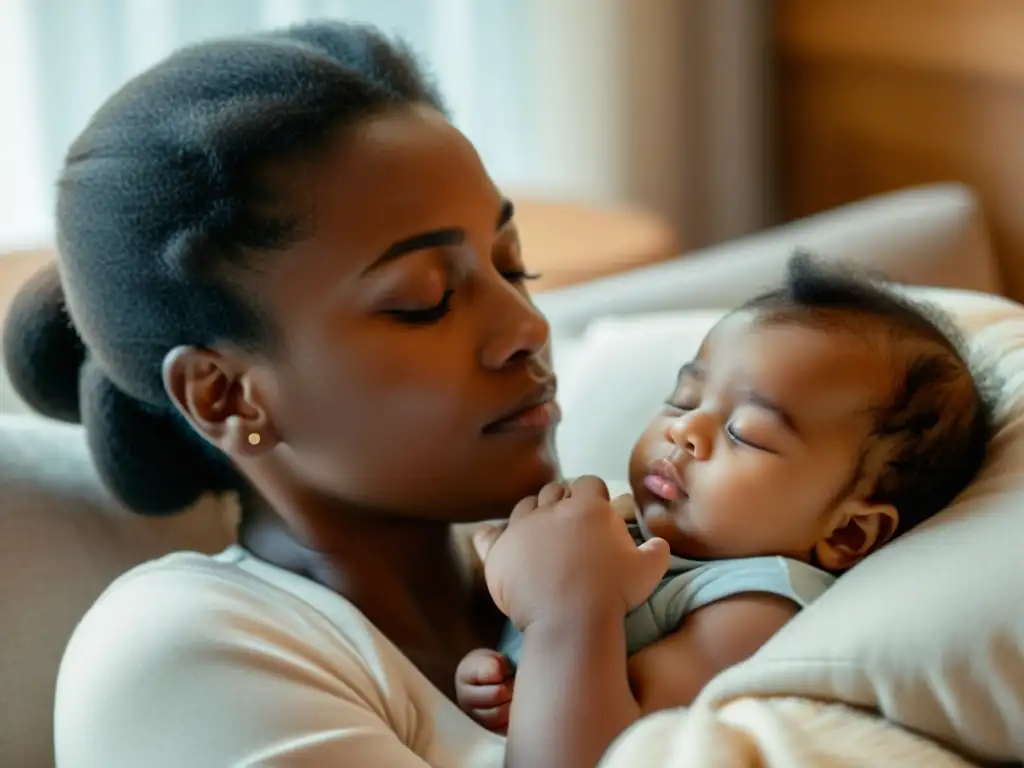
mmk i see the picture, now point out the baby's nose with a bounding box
[667,416,712,460]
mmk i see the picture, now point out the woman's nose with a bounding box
[666,414,712,460]
[479,287,550,371]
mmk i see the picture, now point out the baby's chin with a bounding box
[633,495,708,557]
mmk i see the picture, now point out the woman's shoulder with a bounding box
[56,546,411,713]
[98,545,303,602]
[81,547,300,620]
[54,547,443,767]
[68,545,380,663]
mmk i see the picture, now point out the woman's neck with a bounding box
[238,492,499,660]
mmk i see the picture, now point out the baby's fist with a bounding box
[454,648,515,734]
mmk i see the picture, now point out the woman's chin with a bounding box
[509,444,561,489]
[443,463,559,524]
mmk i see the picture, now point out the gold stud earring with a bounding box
[247,433,261,446]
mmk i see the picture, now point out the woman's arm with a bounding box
[507,608,641,768]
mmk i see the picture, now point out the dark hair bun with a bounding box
[3,263,237,514]
[3,262,85,423]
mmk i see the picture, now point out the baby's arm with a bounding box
[627,593,799,713]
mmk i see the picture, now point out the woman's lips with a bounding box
[643,458,687,502]
[484,399,561,434]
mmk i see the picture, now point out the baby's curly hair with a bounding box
[743,252,993,538]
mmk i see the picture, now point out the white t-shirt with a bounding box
[54,545,505,767]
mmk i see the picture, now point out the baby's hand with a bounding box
[454,648,515,733]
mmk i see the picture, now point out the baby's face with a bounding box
[629,310,895,561]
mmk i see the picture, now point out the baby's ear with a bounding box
[814,500,898,571]
[611,493,638,523]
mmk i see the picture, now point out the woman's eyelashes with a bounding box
[385,290,455,326]
[383,271,540,326]
[501,269,541,285]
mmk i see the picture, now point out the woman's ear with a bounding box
[814,500,898,571]
[162,346,278,456]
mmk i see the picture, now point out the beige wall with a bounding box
[524,0,773,251]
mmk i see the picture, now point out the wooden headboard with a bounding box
[776,0,1024,299]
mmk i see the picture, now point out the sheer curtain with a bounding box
[0,0,772,254]
[0,0,542,250]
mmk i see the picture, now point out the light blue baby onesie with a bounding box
[498,522,835,667]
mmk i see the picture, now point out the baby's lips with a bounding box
[643,472,682,501]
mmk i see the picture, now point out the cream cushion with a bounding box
[0,418,238,767]
[555,287,1024,763]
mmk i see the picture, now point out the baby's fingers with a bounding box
[472,703,511,734]
[456,648,510,686]
[537,480,570,506]
[458,681,514,710]
[570,475,610,500]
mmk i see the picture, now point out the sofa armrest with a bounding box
[535,183,1001,341]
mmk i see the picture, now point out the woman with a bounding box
[7,21,662,768]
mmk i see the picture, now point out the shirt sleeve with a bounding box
[652,556,836,637]
[54,565,435,768]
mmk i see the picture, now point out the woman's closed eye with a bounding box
[501,269,541,286]
[495,234,540,287]
[384,289,455,326]
[382,270,538,326]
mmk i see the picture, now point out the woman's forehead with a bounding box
[272,104,499,256]
[245,105,505,323]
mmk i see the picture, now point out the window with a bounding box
[0,0,538,249]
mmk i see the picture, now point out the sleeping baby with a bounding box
[456,252,992,731]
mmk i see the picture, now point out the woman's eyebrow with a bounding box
[364,199,515,275]
[364,228,466,274]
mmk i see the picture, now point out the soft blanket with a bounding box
[601,696,976,767]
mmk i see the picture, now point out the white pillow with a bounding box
[554,288,1024,762]
[555,310,722,481]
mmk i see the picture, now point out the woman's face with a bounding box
[244,105,559,521]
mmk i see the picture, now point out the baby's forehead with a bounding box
[701,308,894,357]
[694,310,905,405]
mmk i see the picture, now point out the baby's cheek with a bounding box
[695,482,751,532]
[627,427,660,483]
[696,464,779,530]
